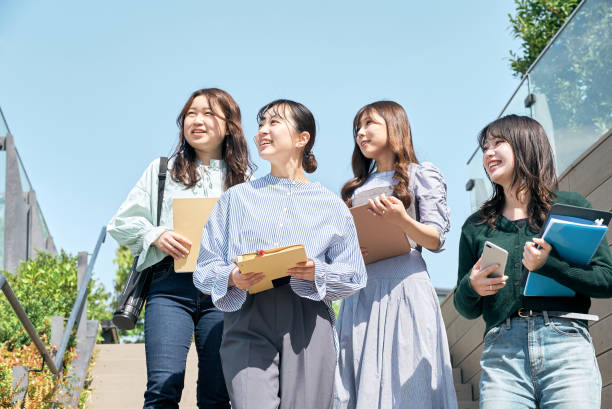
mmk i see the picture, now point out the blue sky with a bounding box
[0,1,521,293]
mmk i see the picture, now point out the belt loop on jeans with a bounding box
[505,318,511,329]
[543,310,550,325]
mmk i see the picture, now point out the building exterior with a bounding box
[442,0,612,406]
[0,107,56,273]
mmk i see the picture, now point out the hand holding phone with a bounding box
[481,241,508,278]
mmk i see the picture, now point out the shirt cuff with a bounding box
[289,259,327,301]
[211,264,247,312]
[137,226,169,269]
[458,273,480,300]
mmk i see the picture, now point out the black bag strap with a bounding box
[157,157,168,226]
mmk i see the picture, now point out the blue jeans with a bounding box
[144,258,230,409]
[479,314,601,409]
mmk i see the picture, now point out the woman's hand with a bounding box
[469,256,509,296]
[153,231,192,259]
[287,259,316,281]
[367,194,408,225]
[360,247,368,260]
[522,238,552,271]
[228,266,265,290]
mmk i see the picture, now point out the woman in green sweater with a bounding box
[454,114,612,408]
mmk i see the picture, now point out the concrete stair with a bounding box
[87,343,198,409]
[453,367,479,409]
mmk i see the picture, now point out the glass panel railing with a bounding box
[499,77,532,118]
[466,148,494,213]
[0,150,6,269]
[17,151,32,192]
[0,108,9,137]
[527,0,611,174]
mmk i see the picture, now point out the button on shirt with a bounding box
[107,157,225,271]
[193,174,367,326]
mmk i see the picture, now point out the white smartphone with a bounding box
[481,241,509,278]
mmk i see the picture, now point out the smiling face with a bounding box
[255,104,301,162]
[355,110,393,162]
[482,135,515,188]
[182,95,227,154]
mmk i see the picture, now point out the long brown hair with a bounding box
[341,101,419,206]
[477,114,557,230]
[172,88,253,189]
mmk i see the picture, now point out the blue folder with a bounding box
[523,204,611,297]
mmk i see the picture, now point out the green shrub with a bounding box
[0,251,112,349]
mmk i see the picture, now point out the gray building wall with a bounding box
[1,126,57,273]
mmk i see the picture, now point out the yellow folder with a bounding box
[233,245,307,294]
[173,198,219,272]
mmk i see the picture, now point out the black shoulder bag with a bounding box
[113,157,168,330]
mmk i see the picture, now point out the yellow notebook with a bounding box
[173,198,219,272]
[233,245,307,294]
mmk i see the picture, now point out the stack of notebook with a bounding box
[523,204,611,297]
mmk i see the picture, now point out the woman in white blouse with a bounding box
[193,99,367,409]
[107,88,252,409]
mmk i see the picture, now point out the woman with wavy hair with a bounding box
[335,101,457,409]
[108,88,253,408]
[454,115,612,408]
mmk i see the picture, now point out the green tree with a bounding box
[0,251,112,349]
[509,0,580,76]
[112,246,145,343]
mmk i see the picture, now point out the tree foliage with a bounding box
[0,251,112,349]
[508,0,580,76]
[0,251,111,407]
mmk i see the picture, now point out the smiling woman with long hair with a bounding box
[454,114,612,408]
[108,88,252,409]
[335,100,457,409]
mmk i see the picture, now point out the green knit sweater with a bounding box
[454,191,612,335]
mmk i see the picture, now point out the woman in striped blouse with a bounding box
[193,99,367,409]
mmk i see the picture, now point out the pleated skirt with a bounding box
[334,251,458,409]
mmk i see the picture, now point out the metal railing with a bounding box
[0,226,106,375]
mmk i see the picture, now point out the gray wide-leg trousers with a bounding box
[220,284,335,409]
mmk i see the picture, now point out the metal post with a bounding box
[0,274,59,374]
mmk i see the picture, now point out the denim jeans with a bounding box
[479,314,601,409]
[143,258,230,409]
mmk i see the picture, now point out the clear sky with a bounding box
[0,1,521,294]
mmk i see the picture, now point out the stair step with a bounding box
[454,382,473,401]
[88,343,198,409]
[453,367,463,384]
[458,400,479,409]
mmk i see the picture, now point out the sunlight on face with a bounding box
[183,96,227,154]
[355,110,390,161]
[482,135,515,187]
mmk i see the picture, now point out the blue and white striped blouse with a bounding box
[193,174,367,324]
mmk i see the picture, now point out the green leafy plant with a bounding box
[508,0,580,76]
[0,251,112,348]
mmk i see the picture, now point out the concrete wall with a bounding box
[2,133,56,273]
[443,130,612,407]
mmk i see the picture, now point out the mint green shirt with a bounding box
[107,157,226,271]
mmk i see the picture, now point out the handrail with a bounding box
[0,106,11,135]
[0,274,59,374]
[0,226,106,376]
[54,226,106,370]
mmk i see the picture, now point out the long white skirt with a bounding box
[334,251,458,409]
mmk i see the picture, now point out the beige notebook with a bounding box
[173,198,219,272]
[350,204,412,264]
[233,245,307,294]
